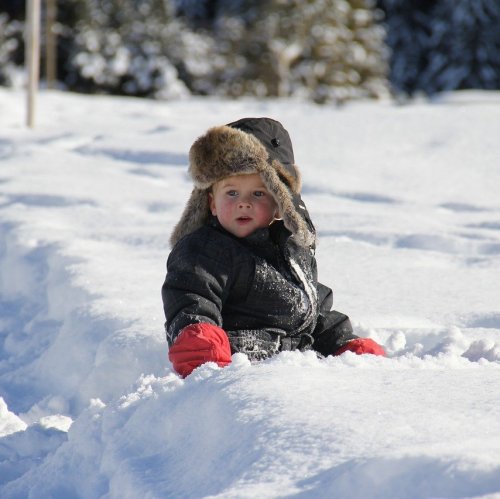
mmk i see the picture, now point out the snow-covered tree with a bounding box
[65,0,197,98]
[379,0,500,96]
[207,0,389,103]
[0,13,24,87]
[420,0,500,94]
[377,0,433,95]
[173,0,218,28]
[289,0,390,102]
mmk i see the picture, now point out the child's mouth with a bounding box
[236,216,252,224]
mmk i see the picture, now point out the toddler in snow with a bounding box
[162,117,385,377]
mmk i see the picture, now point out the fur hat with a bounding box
[170,117,315,247]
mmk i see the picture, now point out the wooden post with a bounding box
[45,0,57,88]
[26,0,41,128]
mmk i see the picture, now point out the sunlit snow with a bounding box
[1,88,499,498]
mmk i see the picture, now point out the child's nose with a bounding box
[238,195,252,207]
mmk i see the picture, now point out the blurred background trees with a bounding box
[1,0,499,102]
[0,2,24,87]
[378,0,500,96]
[177,0,388,103]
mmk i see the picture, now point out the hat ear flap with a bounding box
[170,188,211,247]
[272,159,301,194]
[258,168,315,247]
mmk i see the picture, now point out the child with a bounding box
[162,117,385,377]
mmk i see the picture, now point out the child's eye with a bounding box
[253,191,265,197]
[227,190,238,197]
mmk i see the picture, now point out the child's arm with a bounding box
[312,282,386,357]
[163,234,229,340]
[162,232,246,376]
[167,323,231,377]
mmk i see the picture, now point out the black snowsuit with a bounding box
[162,217,357,361]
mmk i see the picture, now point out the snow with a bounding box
[1,87,500,498]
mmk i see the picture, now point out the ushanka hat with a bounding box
[170,117,315,247]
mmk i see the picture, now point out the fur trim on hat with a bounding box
[170,188,210,247]
[170,124,314,247]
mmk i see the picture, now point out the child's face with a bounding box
[209,173,279,238]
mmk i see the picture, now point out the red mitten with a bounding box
[334,338,386,357]
[168,323,232,377]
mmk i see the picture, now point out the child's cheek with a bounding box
[222,198,235,210]
[219,199,234,216]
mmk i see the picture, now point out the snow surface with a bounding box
[1,88,500,498]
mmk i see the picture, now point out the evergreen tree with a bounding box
[65,0,202,98]
[67,0,174,96]
[173,0,218,28]
[0,0,25,20]
[290,0,389,102]
[377,0,433,95]
[208,0,389,103]
[0,0,26,87]
[0,13,24,87]
[2,0,390,102]
[378,0,500,96]
[420,0,500,94]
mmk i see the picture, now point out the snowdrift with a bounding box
[1,88,500,498]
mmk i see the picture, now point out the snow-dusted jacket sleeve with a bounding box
[311,282,359,357]
[162,229,238,347]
